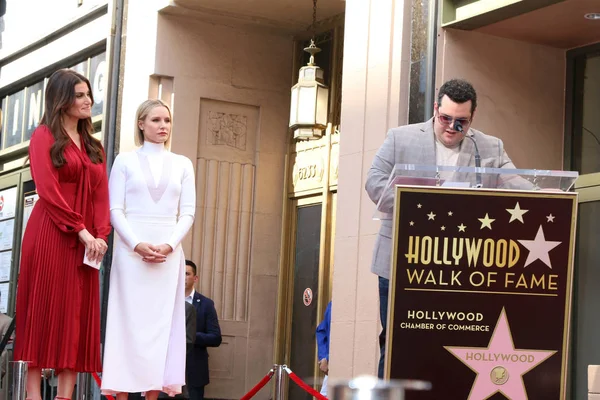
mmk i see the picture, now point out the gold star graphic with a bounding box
[448,211,453,216]
[409,221,415,226]
[417,203,422,208]
[427,212,436,220]
[506,202,529,223]
[547,214,555,222]
[458,223,466,232]
[441,226,446,231]
[478,213,495,230]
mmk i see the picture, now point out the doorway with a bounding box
[288,201,322,400]
[0,168,34,317]
[274,127,339,399]
[566,43,600,399]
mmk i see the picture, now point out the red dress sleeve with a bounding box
[29,126,86,233]
[92,152,112,242]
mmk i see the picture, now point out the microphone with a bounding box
[454,121,482,188]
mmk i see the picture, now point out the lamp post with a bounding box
[289,0,329,140]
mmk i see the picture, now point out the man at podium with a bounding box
[365,78,516,378]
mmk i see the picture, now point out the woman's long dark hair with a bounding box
[40,69,104,168]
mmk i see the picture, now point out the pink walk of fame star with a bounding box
[445,309,555,399]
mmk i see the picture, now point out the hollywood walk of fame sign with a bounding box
[387,186,578,400]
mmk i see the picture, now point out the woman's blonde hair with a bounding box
[134,99,173,147]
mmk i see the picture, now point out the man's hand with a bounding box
[319,358,329,374]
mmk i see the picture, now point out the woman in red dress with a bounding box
[14,69,111,400]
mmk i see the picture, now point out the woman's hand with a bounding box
[155,244,173,256]
[134,242,167,263]
[94,238,108,263]
[141,244,173,262]
[79,229,103,263]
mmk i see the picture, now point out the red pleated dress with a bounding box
[14,125,111,372]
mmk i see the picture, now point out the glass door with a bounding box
[288,202,323,400]
[0,169,34,316]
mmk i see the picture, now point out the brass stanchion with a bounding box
[274,364,286,400]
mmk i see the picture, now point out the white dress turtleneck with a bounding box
[102,142,196,396]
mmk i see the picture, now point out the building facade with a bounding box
[0,0,599,399]
[0,0,109,326]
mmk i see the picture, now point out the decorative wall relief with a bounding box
[207,111,248,151]
[199,98,258,165]
[192,158,255,322]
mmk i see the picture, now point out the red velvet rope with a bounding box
[91,372,115,400]
[240,369,275,400]
[286,369,328,400]
[92,365,327,400]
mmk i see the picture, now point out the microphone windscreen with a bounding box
[454,121,464,133]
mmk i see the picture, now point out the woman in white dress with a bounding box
[101,99,196,400]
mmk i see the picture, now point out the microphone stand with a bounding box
[454,121,482,188]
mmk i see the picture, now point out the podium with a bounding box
[378,164,579,400]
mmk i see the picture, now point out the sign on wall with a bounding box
[24,80,44,141]
[0,187,17,220]
[0,51,106,151]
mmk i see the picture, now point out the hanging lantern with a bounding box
[289,1,329,140]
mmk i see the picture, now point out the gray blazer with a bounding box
[365,118,516,279]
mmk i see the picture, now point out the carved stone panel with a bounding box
[199,99,259,164]
[207,111,248,151]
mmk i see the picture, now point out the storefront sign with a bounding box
[1,52,106,150]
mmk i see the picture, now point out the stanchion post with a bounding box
[11,361,28,400]
[274,364,286,400]
[76,373,91,400]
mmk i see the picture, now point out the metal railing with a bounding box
[3,354,431,400]
[3,351,85,400]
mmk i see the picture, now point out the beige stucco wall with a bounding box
[154,14,292,400]
[117,0,163,153]
[436,28,566,170]
[330,0,412,380]
[119,4,292,398]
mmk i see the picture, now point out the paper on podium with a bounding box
[375,174,441,220]
[389,176,441,187]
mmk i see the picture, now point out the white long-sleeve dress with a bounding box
[101,142,195,396]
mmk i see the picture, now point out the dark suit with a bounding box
[186,291,222,400]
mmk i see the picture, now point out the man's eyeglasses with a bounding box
[437,112,471,127]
